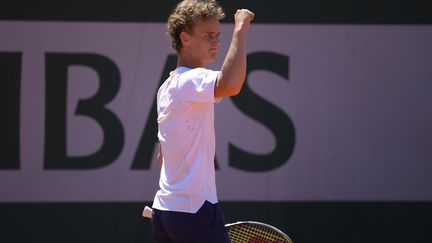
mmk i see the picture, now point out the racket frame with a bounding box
[225,220,293,243]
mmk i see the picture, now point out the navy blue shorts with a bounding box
[151,201,230,243]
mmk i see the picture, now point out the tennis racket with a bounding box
[142,206,293,243]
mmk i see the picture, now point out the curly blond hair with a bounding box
[167,0,225,53]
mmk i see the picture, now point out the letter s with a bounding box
[230,52,295,171]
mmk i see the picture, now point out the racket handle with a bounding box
[142,206,153,219]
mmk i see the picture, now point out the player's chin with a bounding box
[209,53,218,61]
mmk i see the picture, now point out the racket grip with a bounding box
[142,206,153,219]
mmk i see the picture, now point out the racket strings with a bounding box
[228,223,289,243]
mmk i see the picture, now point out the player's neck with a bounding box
[177,51,206,69]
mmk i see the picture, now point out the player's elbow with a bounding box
[215,82,242,97]
[215,75,245,97]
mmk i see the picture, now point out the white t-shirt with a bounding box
[152,66,221,213]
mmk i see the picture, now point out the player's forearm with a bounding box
[157,143,163,167]
[217,29,248,96]
[215,9,254,97]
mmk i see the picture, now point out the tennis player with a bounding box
[151,0,254,242]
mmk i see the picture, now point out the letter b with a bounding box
[44,53,124,169]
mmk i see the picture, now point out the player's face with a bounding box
[189,17,221,66]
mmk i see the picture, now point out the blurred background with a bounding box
[1,0,432,242]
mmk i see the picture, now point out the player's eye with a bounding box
[208,33,220,41]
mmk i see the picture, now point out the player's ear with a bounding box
[180,31,191,47]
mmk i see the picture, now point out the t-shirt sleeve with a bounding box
[177,68,220,103]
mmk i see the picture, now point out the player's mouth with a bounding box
[209,48,218,54]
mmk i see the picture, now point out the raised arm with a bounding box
[214,9,254,98]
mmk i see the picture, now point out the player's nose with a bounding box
[211,37,220,47]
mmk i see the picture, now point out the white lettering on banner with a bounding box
[0,22,432,202]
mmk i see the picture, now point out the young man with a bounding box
[151,0,254,242]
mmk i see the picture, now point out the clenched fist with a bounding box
[234,9,254,30]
